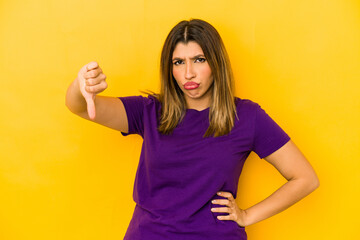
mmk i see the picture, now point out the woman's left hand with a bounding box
[211,191,248,227]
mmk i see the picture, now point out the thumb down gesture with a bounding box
[77,61,107,119]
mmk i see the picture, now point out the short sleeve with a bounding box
[252,104,291,159]
[118,95,147,137]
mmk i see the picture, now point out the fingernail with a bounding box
[212,200,216,203]
[217,192,221,195]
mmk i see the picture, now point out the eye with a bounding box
[173,60,183,65]
[196,57,206,63]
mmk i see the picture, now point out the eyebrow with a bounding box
[172,54,205,61]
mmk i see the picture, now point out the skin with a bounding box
[67,51,319,228]
[77,62,103,119]
[172,41,214,111]
[171,41,320,227]
[210,139,319,227]
[65,62,129,132]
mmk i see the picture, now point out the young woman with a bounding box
[66,19,319,240]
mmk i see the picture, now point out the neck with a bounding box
[185,96,211,111]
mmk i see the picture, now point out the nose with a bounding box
[185,62,196,80]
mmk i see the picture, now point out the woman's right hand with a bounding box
[77,61,107,119]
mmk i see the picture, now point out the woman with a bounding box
[66,19,319,240]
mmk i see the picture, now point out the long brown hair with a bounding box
[146,19,237,137]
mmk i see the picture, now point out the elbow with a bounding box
[65,98,70,110]
[304,167,320,192]
[65,98,74,113]
[292,173,320,194]
[307,174,320,193]
[65,91,72,112]
[312,175,320,190]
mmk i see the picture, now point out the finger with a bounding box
[84,95,96,120]
[212,199,231,206]
[218,192,235,201]
[84,68,103,79]
[86,74,106,86]
[86,61,99,71]
[211,207,230,213]
[217,215,234,221]
[86,77,102,86]
[85,81,107,94]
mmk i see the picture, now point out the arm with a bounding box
[212,140,319,227]
[242,139,320,226]
[65,61,129,133]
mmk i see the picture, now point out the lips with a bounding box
[184,82,200,90]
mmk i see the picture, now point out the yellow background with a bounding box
[1,0,359,239]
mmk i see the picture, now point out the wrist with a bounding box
[241,208,258,227]
[237,209,250,227]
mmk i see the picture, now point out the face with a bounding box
[172,41,214,109]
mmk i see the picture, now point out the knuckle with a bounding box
[89,78,96,86]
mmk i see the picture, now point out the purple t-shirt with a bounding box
[118,95,290,240]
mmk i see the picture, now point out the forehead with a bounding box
[172,41,204,58]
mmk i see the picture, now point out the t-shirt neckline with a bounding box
[186,107,210,113]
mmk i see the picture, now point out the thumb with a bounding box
[84,95,96,120]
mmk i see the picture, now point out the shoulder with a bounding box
[146,93,160,104]
[120,93,160,106]
[234,96,261,113]
[118,94,162,117]
[133,94,162,115]
[145,94,161,109]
